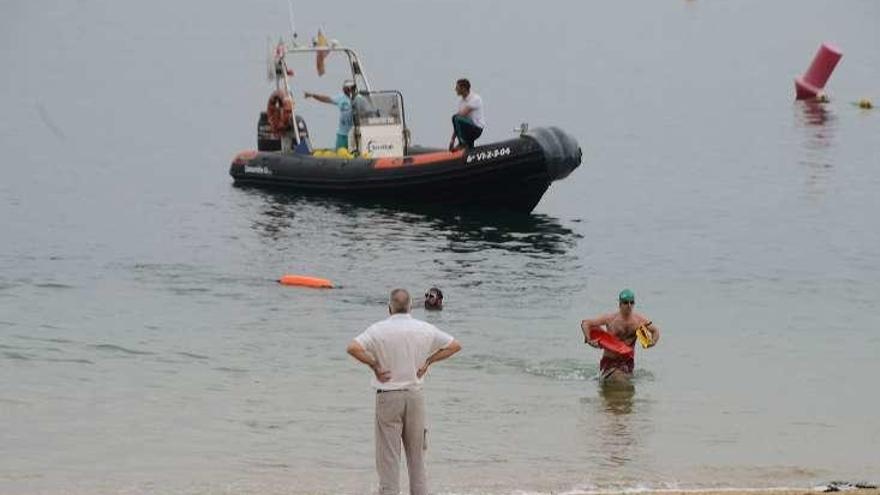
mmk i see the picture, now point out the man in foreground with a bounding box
[347,288,462,495]
[580,289,660,382]
[448,78,485,151]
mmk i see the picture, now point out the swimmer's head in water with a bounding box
[618,288,635,315]
[424,287,443,310]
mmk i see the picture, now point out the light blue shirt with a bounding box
[332,94,353,136]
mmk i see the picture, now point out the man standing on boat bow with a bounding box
[304,79,356,150]
[449,78,485,151]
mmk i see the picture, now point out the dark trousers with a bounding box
[452,114,483,148]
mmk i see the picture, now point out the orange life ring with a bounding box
[266,90,294,135]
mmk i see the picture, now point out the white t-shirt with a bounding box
[459,92,485,128]
[355,313,454,390]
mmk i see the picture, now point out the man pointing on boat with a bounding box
[581,289,660,382]
[347,288,462,495]
[304,80,357,150]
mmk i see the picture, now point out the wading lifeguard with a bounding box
[580,289,660,382]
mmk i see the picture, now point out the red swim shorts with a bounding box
[600,355,634,378]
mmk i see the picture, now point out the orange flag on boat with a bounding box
[315,28,329,76]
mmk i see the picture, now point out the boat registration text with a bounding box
[466,147,511,164]
[244,165,272,175]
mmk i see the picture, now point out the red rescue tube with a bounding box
[588,327,634,357]
[278,274,333,289]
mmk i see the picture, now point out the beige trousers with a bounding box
[375,389,427,495]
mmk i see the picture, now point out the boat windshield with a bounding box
[354,92,403,126]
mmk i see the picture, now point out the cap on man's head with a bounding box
[343,79,356,89]
[618,288,635,303]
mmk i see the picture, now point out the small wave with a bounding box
[178,351,210,360]
[132,262,190,272]
[249,461,291,469]
[243,419,293,431]
[91,344,154,355]
[129,263,254,293]
[526,360,598,381]
[525,359,655,383]
[45,357,94,364]
[14,333,74,344]
[33,282,76,289]
[790,420,835,429]
[169,287,212,295]
[0,472,43,482]
[457,354,605,382]
[458,354,606,382]
[3,351,32,361]
[214,366,249,373]
[458,353,527,371]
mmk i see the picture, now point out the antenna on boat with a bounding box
[286,0,298,45]
[266,37,276,82]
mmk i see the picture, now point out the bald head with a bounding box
[388,288,411,314]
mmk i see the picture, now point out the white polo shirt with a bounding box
[355,313,454,391]
[459,92,485,128]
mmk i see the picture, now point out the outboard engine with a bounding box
[257,112,280,151]
[257,112,312,153]
[294,115,311,153]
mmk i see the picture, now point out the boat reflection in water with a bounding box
[240,187,581,257]
[236,188,584,309]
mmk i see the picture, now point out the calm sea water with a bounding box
[2,0,879,494]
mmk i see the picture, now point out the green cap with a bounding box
[618,288,635,303]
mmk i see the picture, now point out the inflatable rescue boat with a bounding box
[230,36,582,213]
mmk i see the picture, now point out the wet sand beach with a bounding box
[627,490,879,495]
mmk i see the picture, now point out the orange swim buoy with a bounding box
[266,90,294,136]
[278,274,333,289]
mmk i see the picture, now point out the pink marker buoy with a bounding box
[795,43,843,100]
